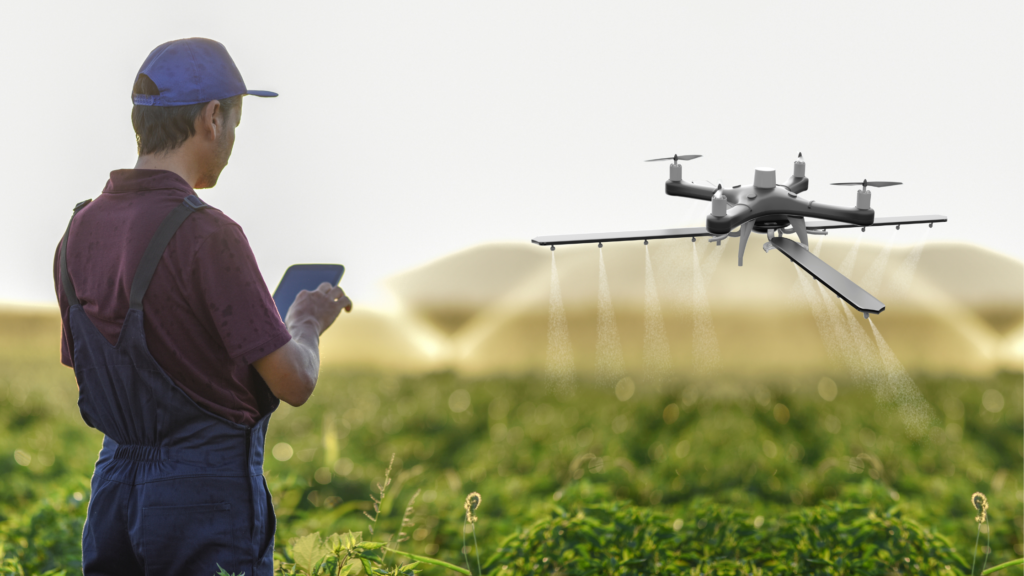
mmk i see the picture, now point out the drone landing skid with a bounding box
[770,237,884,316]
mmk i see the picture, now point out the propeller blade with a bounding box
[645,154,702,162]
[831,181,903,187]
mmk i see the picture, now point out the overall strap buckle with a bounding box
[182,195,208,211]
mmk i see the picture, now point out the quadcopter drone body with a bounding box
[531,153,946,318]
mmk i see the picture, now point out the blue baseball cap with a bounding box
[132,38,277,106]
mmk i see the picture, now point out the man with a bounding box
[53,38,349,575]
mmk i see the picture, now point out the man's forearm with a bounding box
[257,282,348,407]
[286,318,321,388]
[253,320,322,407]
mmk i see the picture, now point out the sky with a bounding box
[0,1,1020,308]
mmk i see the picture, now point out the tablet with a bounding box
[272,264,345,321]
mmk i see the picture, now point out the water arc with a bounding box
[595,247,625,387]
[643,245,671,388]
[691,243,720,377]
[545,251,576,394]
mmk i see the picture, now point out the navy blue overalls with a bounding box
[59,196,278,575]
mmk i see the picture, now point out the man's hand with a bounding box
[253,282,352,406]
[285,282,352,335]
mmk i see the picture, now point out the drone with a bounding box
[531,153,946,318]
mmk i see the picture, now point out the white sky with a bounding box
[1,1,1021,308]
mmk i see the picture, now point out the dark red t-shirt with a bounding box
[53,169,292,426]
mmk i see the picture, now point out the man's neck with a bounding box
[134,152,199,188]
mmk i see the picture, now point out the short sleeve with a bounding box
[190,224,292,365]
[53,241,74,368]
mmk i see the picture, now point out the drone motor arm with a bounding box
[781,175,809,193]
[665,180,718,201]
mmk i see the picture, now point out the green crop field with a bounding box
[0,315,1021,575]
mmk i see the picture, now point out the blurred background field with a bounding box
[318,234,1022,378]
[0,236,1021,574]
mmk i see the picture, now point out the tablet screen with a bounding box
[272,264,345,321]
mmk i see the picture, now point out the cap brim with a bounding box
[246,90,278,98]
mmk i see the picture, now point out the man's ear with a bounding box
[196,100,223,140]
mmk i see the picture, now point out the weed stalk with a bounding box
[363,453,395,538]
[463,492,482,576]
[971,492,989,576]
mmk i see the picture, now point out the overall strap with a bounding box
[59,199,94,307]
[129,195,209,311]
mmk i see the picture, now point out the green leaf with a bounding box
[213,564,243,576]
[386,549,473,575]
[983,558,1024,575]
[343,532,364,548]
[290,532,328,576]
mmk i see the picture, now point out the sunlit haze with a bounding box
[1,1,1020,308]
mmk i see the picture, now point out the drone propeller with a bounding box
[831,180,903,188]
[645,154,701,163]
